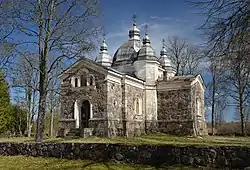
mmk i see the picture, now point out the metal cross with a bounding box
[132,13,137,24]
[145,24,148,34]
[162,39,165,46]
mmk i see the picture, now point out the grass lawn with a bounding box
[0,133,250,146]
[0,156,204,170]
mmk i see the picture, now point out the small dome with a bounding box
[96,39,112,67]
[159,39,176,75]
[112,40,141,66]
[137,33,157,61]
[129,23,140,40]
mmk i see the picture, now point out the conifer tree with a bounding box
[0,70,11,134]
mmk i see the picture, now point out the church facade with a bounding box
[58,21,208,138]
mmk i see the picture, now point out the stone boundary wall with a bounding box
[0,143,249,169]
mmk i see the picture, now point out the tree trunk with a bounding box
[35,0,46,143]
[239,95,245,136]
[211,70,216,136]
[35,0,54,142]
[50,109,54,137]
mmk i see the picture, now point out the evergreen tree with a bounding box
[0,70,12,134]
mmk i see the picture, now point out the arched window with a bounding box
[136,99,139,115]
[197,98,201,116]
[89,75,95,86]
[134,97,142,116]
[75,78,78,87]
[81,75,87,86]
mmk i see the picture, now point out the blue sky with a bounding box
[98,0,205,57]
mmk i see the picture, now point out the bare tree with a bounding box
[166,36,203,76]
[183,44,203,75]
[10,53,39,137]
[166,36,187,76]
[0,0,102,142]
[192,0,250,136]
[226,45,250,136]
[192,0,250,67]
[46,62,60,137]
[205,45,230,135]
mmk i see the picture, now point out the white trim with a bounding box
[106,74,122,84]
[90,103,93,119]
[123,77,145,89]
[74,101,80,128]
[191,75,206,91]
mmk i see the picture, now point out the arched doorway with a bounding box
[81,100,90,128]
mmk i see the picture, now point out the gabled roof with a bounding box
[58,57,108,78]
[58,57,144,82]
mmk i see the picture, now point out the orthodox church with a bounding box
[58,19,208,138]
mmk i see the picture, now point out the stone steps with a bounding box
[66,128,94,138]
[66,128,80,137]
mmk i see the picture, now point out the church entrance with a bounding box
[80,100,90,128]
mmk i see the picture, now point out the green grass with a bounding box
[0,133,250,146]
[0,156,203,170]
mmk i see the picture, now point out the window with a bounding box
[197,98,201,116]
[89,76,95,86]
[81,75,87,86]
[136,99,139,115]
[75,78,78,87]
[134,97,142,116]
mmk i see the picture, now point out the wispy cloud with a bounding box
[94,16,204,59]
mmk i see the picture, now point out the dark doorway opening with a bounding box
[81,100,90,128]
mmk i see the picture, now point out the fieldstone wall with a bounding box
[106,81,123,137]
[157,88,195,136]
[191,82,208,136]
[0,142,250,169]
[59,67,108,137]
[123,83,145,137]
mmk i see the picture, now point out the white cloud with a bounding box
[92,16,204,59]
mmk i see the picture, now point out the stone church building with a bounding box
[58,21,208,138]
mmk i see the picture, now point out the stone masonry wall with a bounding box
[107,81,123,137]
[124,83,145,137]
[60,67,108,137]
[157,88,195,136]
[0,143,250,169]
[191,82,208,136]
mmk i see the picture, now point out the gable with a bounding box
[191,74,206,91]
[58,58,108,79]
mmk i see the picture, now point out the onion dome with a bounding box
[137,31,157,61]
[129,23,140,41]
[112,17,142,66]
[95,36,112,67]
[159,39,176,74]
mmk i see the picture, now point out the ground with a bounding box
[0,133,250,146]
[0,156,205,170]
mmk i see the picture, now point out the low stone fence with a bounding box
[0,142,249,169]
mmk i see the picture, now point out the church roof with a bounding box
[112,20,142,66]
[112,39,142,66]
[137,33,158,61]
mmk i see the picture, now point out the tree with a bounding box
[0,70,12,134]
[205,57,228,135]
[0,0,102,142]
[9,105,27,136]
[166,36,203,76]
[226,42,250,136]
[192,0,250,67]
[10,54,39,137]
[166,36,187,76]
[192,0,250,136]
